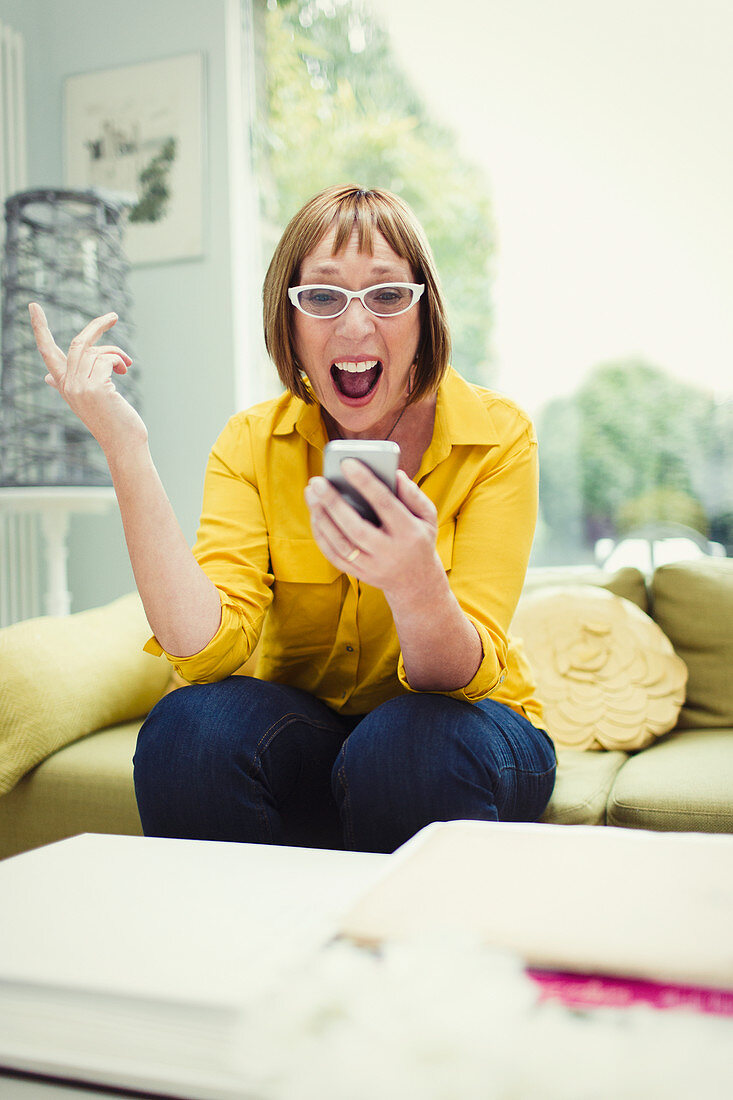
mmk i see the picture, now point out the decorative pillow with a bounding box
[0,593,171,794]
[512,587,687,751]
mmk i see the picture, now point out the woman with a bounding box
[29,184,555,853]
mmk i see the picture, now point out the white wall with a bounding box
[0,0,243,612]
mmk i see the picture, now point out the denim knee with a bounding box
[134,677,351,846]
[333,693,496,852]
[133,683,242,839]
[333,693,556,854]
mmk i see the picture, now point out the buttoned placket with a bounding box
[332,575,362,704]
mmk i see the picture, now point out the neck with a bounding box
[324,393,437,479]
[325,400,409,443]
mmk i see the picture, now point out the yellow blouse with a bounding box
[144,367,544,727]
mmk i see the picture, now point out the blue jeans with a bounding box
[133,678,556,854]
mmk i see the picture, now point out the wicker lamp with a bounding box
[0,187,138,487]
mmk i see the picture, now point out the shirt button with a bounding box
[346,645,354,652]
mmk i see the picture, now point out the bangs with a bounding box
[330,193,376,253]
[326,191,417,270]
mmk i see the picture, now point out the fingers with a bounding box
[28,302,67,384]
[28,304,131,386]
[66,311,119,382]
[306,476,374,546]
[85,347,131,379]
[87,352,127,384]
[395,470,438,525]
[305,485,376,577]
[95,344,133,365]
[305,465,440,588]
[310,505,365,570]
[339,460,438,531]
[336,459,398,526]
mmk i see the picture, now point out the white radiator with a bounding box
[0,510,40,626]
[0,19,34,626]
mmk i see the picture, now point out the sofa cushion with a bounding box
[513,587,686,751]
[0,721,143,860]
[0,594,170,795]
[607,728,733,833]
[651,559,733,730]
[541,747,629,825]
[522,566,648,611]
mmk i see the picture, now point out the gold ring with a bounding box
[346,547,361,562]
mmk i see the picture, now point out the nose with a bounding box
[334,297,377,337]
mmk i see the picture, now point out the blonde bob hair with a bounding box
[263,185,451,405]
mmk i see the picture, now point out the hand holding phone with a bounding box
[323,439,400,525]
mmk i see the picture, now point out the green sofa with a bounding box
[1,559,731,860]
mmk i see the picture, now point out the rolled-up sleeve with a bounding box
[144,415,274,683]
[397,417,538,704]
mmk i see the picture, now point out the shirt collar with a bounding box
[414,367,499,476]
[435,366,500,445]
[271,378,329,448]
[271,366,499,453]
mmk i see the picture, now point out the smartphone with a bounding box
[323,439,400,525]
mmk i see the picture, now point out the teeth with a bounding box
[333,360,378,374]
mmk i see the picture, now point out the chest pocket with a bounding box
[436,521,456,572]
[266,536,342,654]
[268,536,341,584]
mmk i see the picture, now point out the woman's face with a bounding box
[292,223,421,439]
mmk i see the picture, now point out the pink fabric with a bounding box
[527,968,733,1016]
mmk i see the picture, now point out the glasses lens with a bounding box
[296,287,348,316]
[363,285,415,316]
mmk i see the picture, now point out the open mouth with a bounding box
[331,360,383,401]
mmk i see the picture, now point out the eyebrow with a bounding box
[302,262,407,279]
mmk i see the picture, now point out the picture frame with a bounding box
[64,53,204,266]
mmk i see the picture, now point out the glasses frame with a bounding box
[288,282,425,319]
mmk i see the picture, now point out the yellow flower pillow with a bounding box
[512,587,687,751]
[0,593,171,794]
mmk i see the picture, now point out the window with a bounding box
[253,0,732,569]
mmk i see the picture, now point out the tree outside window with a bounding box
[255,0,495,391]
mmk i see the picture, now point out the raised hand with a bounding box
[28,303,148,456]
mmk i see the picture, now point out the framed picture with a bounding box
[64,53,204,265]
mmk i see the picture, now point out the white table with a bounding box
[0,486,116,618]
[1,830,731,1100]
[0,1075,112,1099]
[0,834,388,1099]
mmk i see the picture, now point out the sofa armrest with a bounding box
[0,593,171,795]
